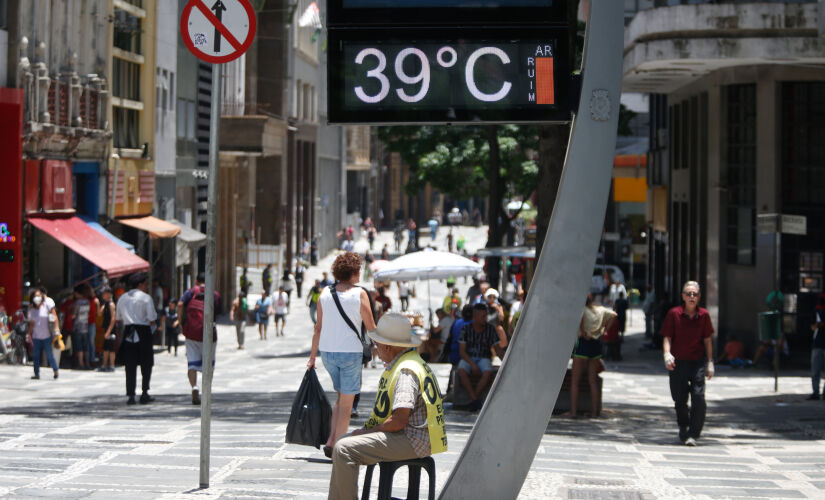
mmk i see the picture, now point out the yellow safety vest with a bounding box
[365,350,447,455]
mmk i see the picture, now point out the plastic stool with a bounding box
[361,457,436,500]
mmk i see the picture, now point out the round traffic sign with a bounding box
[181,0,257,64]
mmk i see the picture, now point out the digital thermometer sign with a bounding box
[328,29,572,124]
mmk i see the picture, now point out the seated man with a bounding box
[422,308,453,362]
[716,334,748,368]
[458,303,505,411]
[330,313,447,500]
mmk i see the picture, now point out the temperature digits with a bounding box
[353,46,512,104]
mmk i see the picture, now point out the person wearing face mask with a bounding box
[27,288,60,380]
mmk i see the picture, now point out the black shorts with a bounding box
[275,313,286,322]
[573,337,602,359]
[103,335,117,351]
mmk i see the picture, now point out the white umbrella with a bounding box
[373,248,482,281]
[506,200,531,211]
[374,249,482,324]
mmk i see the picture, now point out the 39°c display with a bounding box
[328,30,573,124]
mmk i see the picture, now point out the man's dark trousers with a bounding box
[669,359,706,440]
[120,325,154,396]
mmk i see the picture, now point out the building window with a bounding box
[176,98,186,138]
[0,0,8,30]
[782,82,825,207]
[725,84,756,266]
[156,68,163,111]
[156,68,174,111]
[169,72,175,111]
[113,9,142,55]
[176,98,196,140]
[113,107,140,149]
[113,58,141,102]
[294,79,302,119]
[303,83,311,121]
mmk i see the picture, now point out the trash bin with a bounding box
[628,288,640,306]
[758,311,781,341]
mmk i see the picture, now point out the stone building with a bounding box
[624,0,825,355]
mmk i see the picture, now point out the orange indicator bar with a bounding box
[536,57,555,105]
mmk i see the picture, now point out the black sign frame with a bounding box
[327,27,573,124]
[327,0,567,28]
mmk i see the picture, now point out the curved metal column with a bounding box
[438,1,624,498]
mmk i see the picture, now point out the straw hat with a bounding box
[484,288,499,299]
[368,313,422,348]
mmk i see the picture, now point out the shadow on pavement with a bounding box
[253,349,312,359]
[547,394,825,445]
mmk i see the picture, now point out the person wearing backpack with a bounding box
[177,273,220,405]
[307,252,377,458]
[230,291,248,349]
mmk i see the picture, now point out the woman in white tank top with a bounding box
[308,252,377,457]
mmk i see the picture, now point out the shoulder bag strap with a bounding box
[357,285,377,338]
[329,284,364,343]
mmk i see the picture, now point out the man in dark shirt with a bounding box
[375,286,392,313]
[662,281,714,446]
[458,303,504,411]
[465,277,482,305]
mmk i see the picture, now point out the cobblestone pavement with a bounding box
[1,227,824,499]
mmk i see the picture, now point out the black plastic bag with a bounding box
[286,368,332,449]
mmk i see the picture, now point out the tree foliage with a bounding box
[375,124,539,203]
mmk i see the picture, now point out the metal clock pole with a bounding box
[200,61,222,489]
[438,0,624,497]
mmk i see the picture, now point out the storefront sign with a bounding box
[758,213,807,235]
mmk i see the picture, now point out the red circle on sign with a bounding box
[181,0,257,64]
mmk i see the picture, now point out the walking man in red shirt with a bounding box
[662,281,714,446]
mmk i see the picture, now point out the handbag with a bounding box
[329,284,375,364]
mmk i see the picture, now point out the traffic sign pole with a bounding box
[180,0,255,489]
[199,62,222,489]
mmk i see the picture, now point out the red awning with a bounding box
[28,216,150,278]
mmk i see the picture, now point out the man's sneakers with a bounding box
[192,388,201,405]
[468,399,482,412]
[679,428,698,446]
[139,393,155,404]
[127,396,136,405]
[805,393,821,401]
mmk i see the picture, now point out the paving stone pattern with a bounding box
[1,228,824,499]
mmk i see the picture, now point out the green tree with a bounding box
[377,124,539,288]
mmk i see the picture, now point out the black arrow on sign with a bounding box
[211,0,227,53]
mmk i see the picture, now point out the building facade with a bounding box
[624,0,825,355]
[5,0,119,297]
